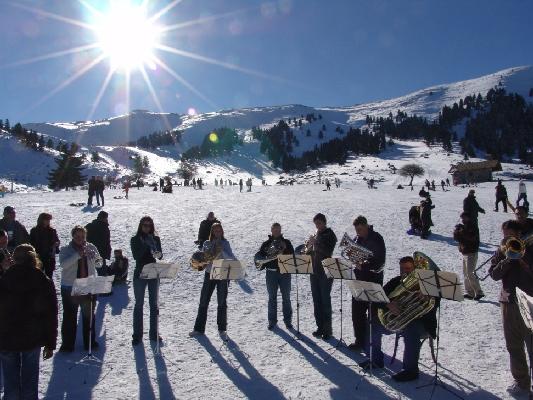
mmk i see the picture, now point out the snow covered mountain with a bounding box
[2,65,531,190]
[23,66,533,148]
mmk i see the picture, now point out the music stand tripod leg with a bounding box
[356,297,373,390]
[416,305,464,400]
[155,272,161,356]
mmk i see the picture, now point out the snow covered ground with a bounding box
[0,169,529,399]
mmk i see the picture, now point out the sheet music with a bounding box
[277,254,313,274]
[210,259,246,280]
[322,258,356,280]
[348,280,389,303]
[140,262,180,279]
[416,270,464,302]
[516,287,533,332]
[72,276,114,296]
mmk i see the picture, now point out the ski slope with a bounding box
[0,168,528,399]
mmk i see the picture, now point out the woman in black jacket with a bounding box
[130,216,162,346]
[29,213,60,279]
[0,244,57,400]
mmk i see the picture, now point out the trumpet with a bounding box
[474,236,527,281]
[302,234,317,255]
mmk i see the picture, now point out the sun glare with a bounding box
[95,3,160,72]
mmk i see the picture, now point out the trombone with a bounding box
[474,236,525,281]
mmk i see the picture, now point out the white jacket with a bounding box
[59,241,101,286]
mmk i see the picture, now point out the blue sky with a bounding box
[1,0,532,123]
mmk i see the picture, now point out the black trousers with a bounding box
[352,298,369,344]
[193,272,228,333]
[61,287,96,349]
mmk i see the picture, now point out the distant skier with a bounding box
[495,179,508,212]
[159,178,164,192]
[325,179,331,191]
[446,178,451,186]
[239,179,243,193]
[441,180,446,191]
[431,180,436,191]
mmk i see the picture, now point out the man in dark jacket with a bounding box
[258,223,295,330]
[0,244,57,399]
[489,220,533,395]
[0,206,30,251]
[495,179,509,212]
[85,211,112,273]
[349,216,386,350]
[87,176,97,206]
[307,213,337,340]
[196,212,220,249]
[453,212,484,299]
[95,176,105,206]
[463,189,485,226]
[419,199,434,239]
[361,256,439,382]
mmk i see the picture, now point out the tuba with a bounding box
[190,240,222,271]
[377,251,436,333]
[339,233,374,268]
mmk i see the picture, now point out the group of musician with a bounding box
[2,203,533,397]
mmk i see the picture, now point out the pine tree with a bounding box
[46,138,54,148]
[91,151,100,162]
[48,153,85,190]
[4,119,10,131]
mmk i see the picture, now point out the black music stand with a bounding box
[322,257,356,357]
[516,287,533,400]
[278,254,313,340]
[69,276,114,371]
[140,262,180,355]
[416,269,464,400]
[348,280,389,390]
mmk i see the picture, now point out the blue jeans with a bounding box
[266,270,292,324]
[193,272,228,333]
[310,274,333,334]
[369,318,427,371]
[0,348,40,400]
[133,277,158,339]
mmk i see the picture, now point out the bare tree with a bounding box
[399,163,425,186]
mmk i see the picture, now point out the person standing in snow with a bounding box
[29,213,60,279]
[58,226,102,352]
[489,220,533,396]
[189,223,236,338]
[495,179,509,212]
[130,216,163,346]
[453,212,484,300]
[325,179,331,191]
[239,179,243,193]
[85,211,112,275]
[306,213,337,340]
[0,206,29,252]
[517,180,527,207]
[349,216,385,350]
[463,189,485,227]
[87,176,96,206]
[196,212,220,249]
[257,223,294,330]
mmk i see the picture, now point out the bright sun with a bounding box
[95,3,160,72]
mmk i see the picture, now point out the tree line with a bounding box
[128,130,182,149]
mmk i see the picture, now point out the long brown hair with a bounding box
[136,216,156,236]
[209,223,225,241]
[37,213,52,228]
[13,244,43,270]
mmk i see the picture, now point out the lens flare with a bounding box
[209,132,219,143]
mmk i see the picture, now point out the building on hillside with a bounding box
[448,160,502,185]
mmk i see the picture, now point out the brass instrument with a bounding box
[475,235,528,281]
[300,234,317,255]
[378,251,436,333]
[190,240,222,271]
[254,239,286,270]
[339,233,374,269]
